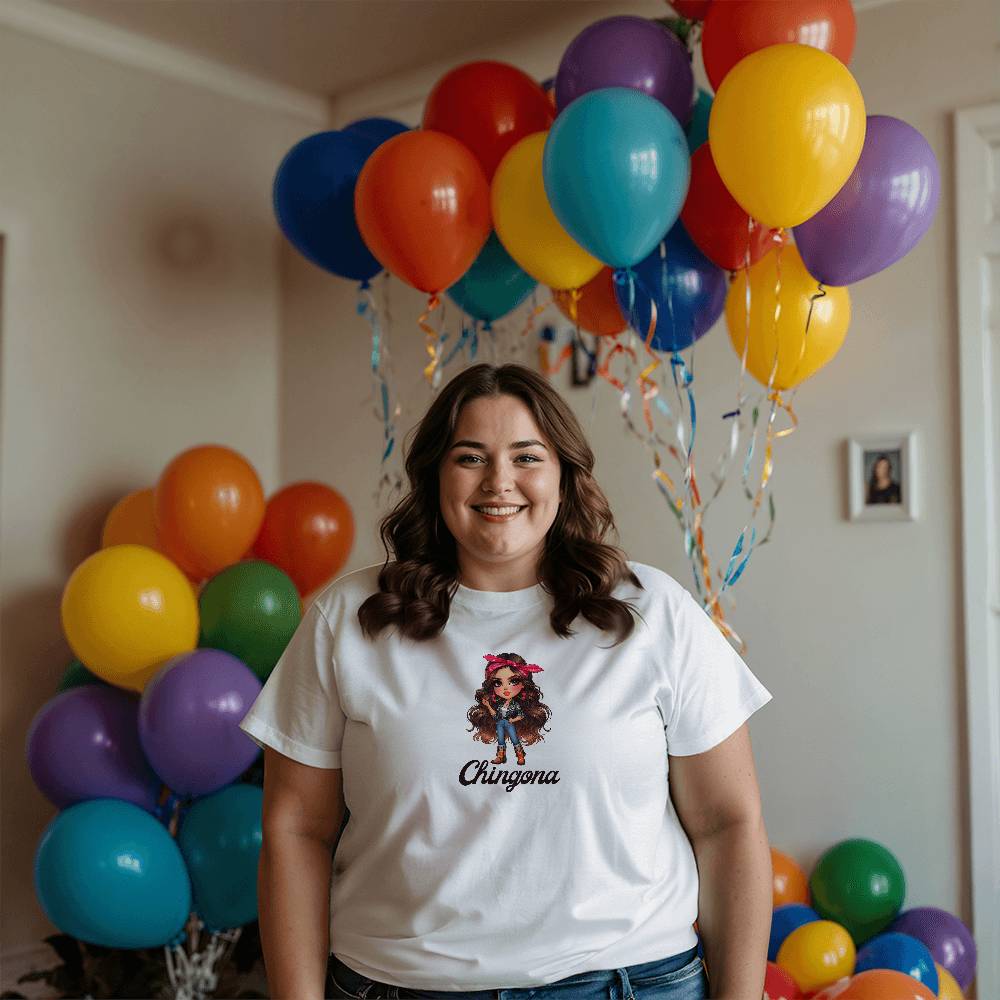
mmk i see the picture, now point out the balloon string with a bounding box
[520,287,550,342]
[418,293,442,383]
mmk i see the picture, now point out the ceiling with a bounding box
[39,0,617,97]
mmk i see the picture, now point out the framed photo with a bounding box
[847,432,918,521]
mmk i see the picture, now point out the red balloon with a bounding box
[355,130,490,294]
[765,961,804,999]
[702,0,856,92]
[552,268,627,336]
[681,145,775,272]
[671,0,713,19]
[423,61,554,181]
[253,482,354,597]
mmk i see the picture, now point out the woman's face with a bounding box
[439,393,562,587]
[874,457,891,479]
[491,667,524,701]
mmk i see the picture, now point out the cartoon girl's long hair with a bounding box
[466,652,552,747]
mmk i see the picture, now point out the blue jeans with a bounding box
[325,946,707,999]
[496,719,520,747]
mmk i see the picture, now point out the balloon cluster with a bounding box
[759,842,976,999]
[26,444,355,954]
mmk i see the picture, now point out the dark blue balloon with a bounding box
[855,932,939,993]
[273,130,382,282]
[342,116,409,148]
[614,221,727,352]
[768,904,821,962]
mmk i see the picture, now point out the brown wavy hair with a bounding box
[357,362,643,644]
[466,653,552,747]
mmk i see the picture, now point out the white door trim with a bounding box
[955,101,1000,1000]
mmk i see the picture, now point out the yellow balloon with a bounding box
[776,920,855,994]
[709,43,866,228]
[726,243,850,390]
[61,544,199,692]
[491,132,602,290]
[935,963,965,999]
[101,488,160,550]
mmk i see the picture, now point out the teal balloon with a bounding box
[447,232,536,323]
[34,798,190,948]
[199,560,301,681]
[58,657,105,692]
[543,87,690,269]
[178,784,263,931]
[686,88,712,152]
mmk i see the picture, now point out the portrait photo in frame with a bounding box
[847,432,918,521]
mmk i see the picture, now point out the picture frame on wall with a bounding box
[847,432,918,521]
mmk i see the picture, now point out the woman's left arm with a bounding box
[668,722,772,1000]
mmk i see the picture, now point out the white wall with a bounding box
[281,0,1000,978]
[0,18,326,968]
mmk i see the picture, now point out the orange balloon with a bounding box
[553,268,627,336]
[155,445,265,580]
[253,482,355,596]
[102,488,161,551]
[355,130,490,294]
[836,969,936,1000]
[772,847,810,907]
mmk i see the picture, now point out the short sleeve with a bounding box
[237,602,346,769]
[662,592,773,757]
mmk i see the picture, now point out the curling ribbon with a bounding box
[418,293,443,384]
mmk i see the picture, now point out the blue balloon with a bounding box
[614,221,726,352]
[273,130,383,282]
[35,798,190,948]
[768,904,821,962]
[855,932,939,993]
[178,784,263,931]
[447,232,537,323]
[342,116,409,148]
[543,87,690,269]
[686,88,712,153]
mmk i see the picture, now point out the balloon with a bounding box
[178,784,263,931]
[709,44,866,229]
[58,657,105,692]
[61,545,199,691]
[686,88,712,152]
[198,561,301,681]
[102,488,160,551]
[726,244,851,390]
[811,979,854,1000]
[553,268,626,336]
[889,907,976,992]
[702,0,856,92]
[544,88,690,269]
[681,144,775,271]
[423,61,553,181]
[764,961,804,999]
[770,904,822,961]
[273,130,384,282]
[772,848,811,907]
[794,116,940,286]
[672,0,713,19]
[35,798,190,948]
[831,969,937,1000]
[447,232,537,323]
[809,838,906,945]
[155,445,265,581]
[26,686,161,812]
[355,130,490,294]
[614,222,727,352]
[855,933,938,994]
[934,963,964,999]
[139,649,262,796]
[253,482,355,597]
[554,16,694,126]
[776,920,855,994]
[491,132,602,290]
[341,116,409,147]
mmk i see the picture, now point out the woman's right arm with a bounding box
[258,745,346,1000]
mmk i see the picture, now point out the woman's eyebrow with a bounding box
[449,439,548,451]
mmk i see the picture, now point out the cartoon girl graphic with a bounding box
[466,652,552,766]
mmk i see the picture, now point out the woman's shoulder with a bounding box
[620,559,692,609]
[308,562,384,623]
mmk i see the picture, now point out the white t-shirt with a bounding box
[238,559,772,990]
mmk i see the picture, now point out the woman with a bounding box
[867,454,902,505]
[240,362,773,999]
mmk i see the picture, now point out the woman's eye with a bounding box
[456,454,541,464]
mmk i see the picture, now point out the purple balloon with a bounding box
[26,686,161,812]
[138,650,262,797]
[889,906,977,991]
[555,16,694,126]
[794,115,939,286]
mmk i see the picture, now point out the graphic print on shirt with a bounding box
[459,652,560,790]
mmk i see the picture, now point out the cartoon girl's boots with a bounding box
[491,745,506,764]
[514,745,525,766]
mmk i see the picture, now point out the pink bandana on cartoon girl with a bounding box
[483,653,544,682]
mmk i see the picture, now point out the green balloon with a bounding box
[809,838,906,944]
[198,560,301,682]
[57,658,105,692]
